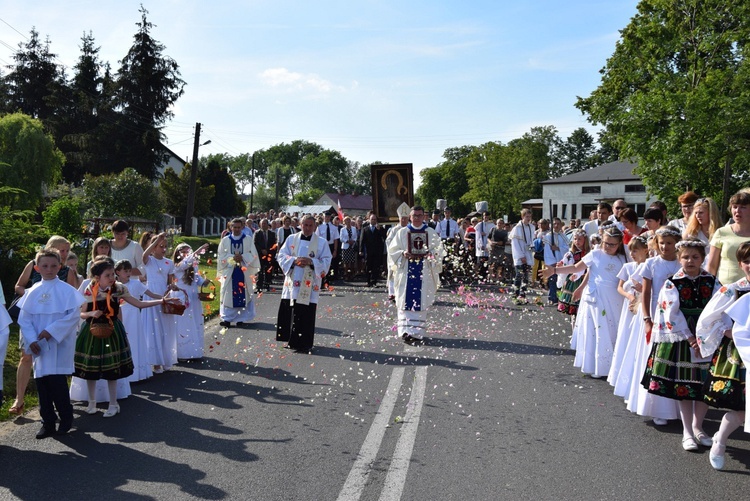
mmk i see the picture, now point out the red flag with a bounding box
[337,198,344,221]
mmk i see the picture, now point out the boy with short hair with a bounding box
[17,249,85,438]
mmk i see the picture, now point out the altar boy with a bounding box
[18,249,85,438]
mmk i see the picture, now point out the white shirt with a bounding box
[316,222,340,245]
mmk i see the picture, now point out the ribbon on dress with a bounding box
[292,232,320,306]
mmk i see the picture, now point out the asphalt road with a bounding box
[1,282,749,500]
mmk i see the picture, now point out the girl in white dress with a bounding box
[171,243,209,360]
[625,226,682,424]
[544,227,627,378]
[609,236,649,395]
[116,259,162,382]
[142,233,176,372]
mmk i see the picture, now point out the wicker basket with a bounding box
[199,280,215,302]
[162,289,187,316]
[90,319,114,339]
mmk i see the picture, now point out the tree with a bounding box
[576,0,750,207]
[556,128,597,176]
[83,167,163,219]
[199,158,245,217]
[115,5,185,179]
[416,146,474,216]
[226,153,254,194]
[0,187,41,299]
[0,112,65,209]
[159,166,214,218]
[2,28,61,121]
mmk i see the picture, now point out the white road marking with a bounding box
[337,367,405,501]
[378,366,427,501]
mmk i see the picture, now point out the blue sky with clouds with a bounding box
[0,1,639,184]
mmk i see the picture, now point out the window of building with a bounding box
[624,184,646,193]
[582,186,601,194]
[581,204,598,220]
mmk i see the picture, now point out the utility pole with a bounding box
[184,122,201,236]
[250,152,255,213]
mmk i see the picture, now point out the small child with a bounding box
[556,229,589,320]
[543,227,627,378]
[86,237,111,277]
[66,252,83,288]
[142,233,176,372]
[171,243,209,360]
[641,237,719,451]
[17,249,85,438]
[115,259,159,381]
[696,241,750,469]
[609,235,650,396]
[625,226,683,425]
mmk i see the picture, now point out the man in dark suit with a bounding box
[253,218,277,292]
[359,214,385,286]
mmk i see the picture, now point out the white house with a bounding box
[156,145,187,178]
[540,160,657,223]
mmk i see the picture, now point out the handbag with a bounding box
[7,294,22,323]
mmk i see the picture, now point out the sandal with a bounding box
[8,401,25,415]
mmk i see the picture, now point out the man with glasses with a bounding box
[609,199,628,230]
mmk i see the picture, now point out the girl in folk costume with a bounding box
[74,257,177,417]
[142,233,177,372]
[388,206,446,345]
[115,259,164,382]
[217,218,261,327]
[640,238,719,451]
[696,241,750,469]
[170,243,210,360]
[624,226,682,425]
[609,235,650,396]
[556,229,590,321]
[69,271,131,403]
[86,236,111,277]
[544,227,627,378]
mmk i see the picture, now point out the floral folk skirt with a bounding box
[557,275,584,315]
[641,339,709,401]
[74,318,134,381]
[703,337,746,411]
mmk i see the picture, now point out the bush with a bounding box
[43,196,84,242]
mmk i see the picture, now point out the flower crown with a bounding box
[675,238,706,250]
[655,227,682,238]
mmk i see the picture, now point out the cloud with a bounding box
[259,67,345,94]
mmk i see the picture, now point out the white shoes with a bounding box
[86,402,98,415]
[682,436,699,451]
[103,403,120,418]
[652,417,668,426]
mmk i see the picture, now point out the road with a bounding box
[1,283,749,500]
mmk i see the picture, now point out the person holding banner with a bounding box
[276,215,332,353]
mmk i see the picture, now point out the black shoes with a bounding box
[219,321,230,327]
[36,425,56,439]
[402,333,426,346]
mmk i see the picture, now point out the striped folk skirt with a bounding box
[641,339,709,401]
[74,319,134,381]
[704,337,746,411]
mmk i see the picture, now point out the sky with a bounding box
[0,1,640,187]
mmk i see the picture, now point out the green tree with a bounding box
[83,167,163,219]
[249,184,282,212]
[0,187,41,298]
[0,112,65,209]
[160,166,214,218]
[43,196,84,242]
[2,28,61,121]
[555,128,596,177]
[115,5,185,179]
[416,146,474,216]
[199,158,245,217]
[576,0,750,208]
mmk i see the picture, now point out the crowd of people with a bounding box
[1,190,749,471]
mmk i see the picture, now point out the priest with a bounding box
[388,205,445,345]
[217,218,260,327]
[276,214,332,353]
